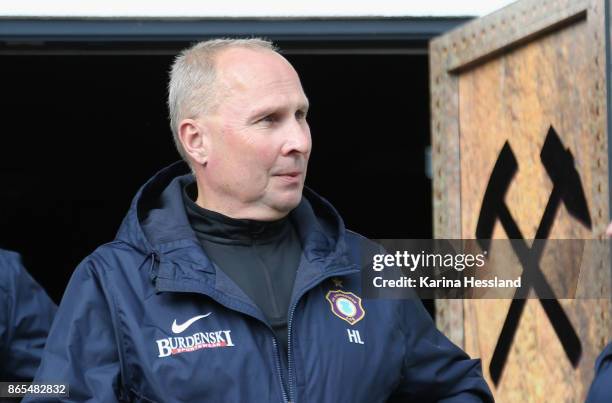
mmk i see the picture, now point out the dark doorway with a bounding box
[0,52,432,303]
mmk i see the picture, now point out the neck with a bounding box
[194,184,287,222]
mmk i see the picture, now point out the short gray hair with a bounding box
[167,38,277,160]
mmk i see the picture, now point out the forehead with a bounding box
[214,48,307,107]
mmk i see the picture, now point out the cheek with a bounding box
[221,144,276,188]
[234,138,279,173]
[214,126,280,185]
[242,152,276,185]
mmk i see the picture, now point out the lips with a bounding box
[273,167,303,176]
[277,171,301,177]
[274,171,303,183]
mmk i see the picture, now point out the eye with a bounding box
[295,109,308,120]
[257,114,278,124]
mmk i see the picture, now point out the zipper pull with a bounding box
[149,251,160,283]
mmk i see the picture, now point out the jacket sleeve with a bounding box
[585,343,612,403]
[23,259,123,403]
[390,298,494,403]
[0,251,57,381]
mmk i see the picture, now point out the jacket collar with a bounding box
[115,161,353,275]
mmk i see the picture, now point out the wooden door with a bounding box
[430,0,611,401]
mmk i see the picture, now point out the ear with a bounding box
[178,118,209,166]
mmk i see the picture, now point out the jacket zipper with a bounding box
[284,266,360,403]
[272,337,290,403]
[287,303,296,403]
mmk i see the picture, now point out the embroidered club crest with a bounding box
[325,290,365,325]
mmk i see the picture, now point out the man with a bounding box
[0,249,56,381]
[28,39,493,402]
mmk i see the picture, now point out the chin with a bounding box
[271,191,303,215]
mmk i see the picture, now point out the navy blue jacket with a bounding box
[29,162,493,402]
[0,250,56,381]
[586,343,612,403]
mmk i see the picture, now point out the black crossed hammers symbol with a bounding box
[476,126,592,385]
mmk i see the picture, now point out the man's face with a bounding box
[196,48,312,220]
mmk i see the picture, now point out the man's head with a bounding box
[168,39,312,221]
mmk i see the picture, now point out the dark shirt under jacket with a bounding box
[182,183,302,357]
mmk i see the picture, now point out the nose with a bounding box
[281,118,311,156]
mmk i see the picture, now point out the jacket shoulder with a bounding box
[73,240,149,280]
[0,249,26,285]
[345,229,379,246]
[344,229,384,268]
[0,250,47,299]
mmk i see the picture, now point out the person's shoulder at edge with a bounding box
[0,249,27,285]
[0,248,57,381]
[586,342,612,403]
